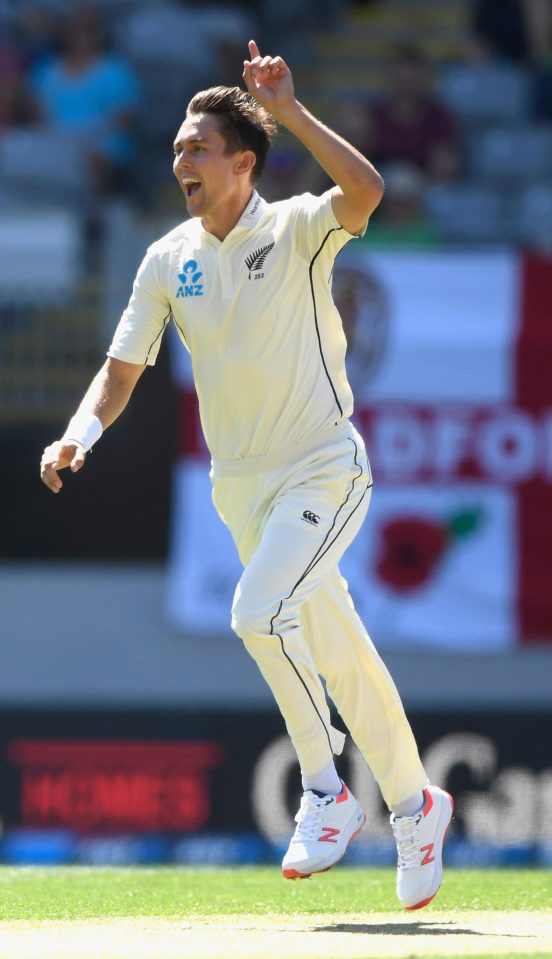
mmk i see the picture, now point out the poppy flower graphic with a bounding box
[376,508,482,593]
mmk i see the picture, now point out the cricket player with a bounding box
[41,41,453,909]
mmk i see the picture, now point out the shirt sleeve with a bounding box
[107,246,171,366]
[292,189,363,264]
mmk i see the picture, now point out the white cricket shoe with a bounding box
[391,784,454,910]
[282,781,365,879]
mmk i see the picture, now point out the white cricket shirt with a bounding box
[108,189,360,462]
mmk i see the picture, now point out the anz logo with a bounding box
[176,259,204,298]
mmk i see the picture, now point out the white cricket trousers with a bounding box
[211,420,427,809]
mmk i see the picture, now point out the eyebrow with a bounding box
[173,136,207,150]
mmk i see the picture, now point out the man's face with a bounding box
[173,112,249,219]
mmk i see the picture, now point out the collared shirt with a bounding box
[108,189,359,461]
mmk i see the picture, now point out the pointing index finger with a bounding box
[248,39,260,60]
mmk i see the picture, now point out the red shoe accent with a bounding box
[405,893,436,911]
[422,788,434,817]
[420,843,435,865]
[319,827,340,843]
[403,792,454,910]
[336,783,349,804]
[282,865,331,879]
[282,815,366,880]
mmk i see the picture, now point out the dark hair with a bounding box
[186,86,276,183]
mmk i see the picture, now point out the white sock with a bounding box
[392,790,425,818]
[302,759,342,796]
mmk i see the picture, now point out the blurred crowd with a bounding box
[0,0,258,197]
[0,0,346,198]
[0,0,551,247]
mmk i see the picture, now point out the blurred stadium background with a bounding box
[0,0,551,871]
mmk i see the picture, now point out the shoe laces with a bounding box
[291,792,332,843]
[391,813,422,869]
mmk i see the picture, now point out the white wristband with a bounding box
[62,413,103,452]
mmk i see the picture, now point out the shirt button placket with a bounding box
[220,253,232,298]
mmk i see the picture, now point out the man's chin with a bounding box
[184,196,203,217]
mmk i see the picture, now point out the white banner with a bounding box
[167,251,552,650]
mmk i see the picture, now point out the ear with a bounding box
[234,150,256,178]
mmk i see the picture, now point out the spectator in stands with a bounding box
[470,0,532,62]
[0,38,38,131]
[469,0,552,120]
[529,0,552,120]
[469,0,551,64]
[15,1,60,71]
[120,0,258,93]
[353,46,460,182]
[259,0,343,60]
[29,4,139,194]
[358,162,441,250]
[534,55,552,120]
[117,0,258,149]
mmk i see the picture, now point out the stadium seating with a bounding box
[0,209,82,304]
[0,129,91,203]
[468,126,552,181]
[424,182,510,245]
[515,183,552,250]
[440,63,533,126]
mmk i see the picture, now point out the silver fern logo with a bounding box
[245,242,275,280]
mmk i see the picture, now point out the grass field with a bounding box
[0,866,550,959]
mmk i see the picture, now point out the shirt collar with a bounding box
[236,190,267,230]
[192,190,267,247]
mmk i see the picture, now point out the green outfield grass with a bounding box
[0,866,549,921]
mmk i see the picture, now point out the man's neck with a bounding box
[201,188,255,242]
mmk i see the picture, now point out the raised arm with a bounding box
[40,357,145,493]
[243,39,384,235]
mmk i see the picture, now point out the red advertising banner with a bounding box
[7,740,224,831]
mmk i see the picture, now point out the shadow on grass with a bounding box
[313,921,531,938]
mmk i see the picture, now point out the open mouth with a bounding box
[184,181,201,198]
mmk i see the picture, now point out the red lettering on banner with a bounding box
[95,772,129,820]
[10,740,224,831]
[20,771,49,822]
[19,770,213,830]
[177,395,552,642]
[179,396,552,480]
[354,405,552,483]
[174,776,210,830]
